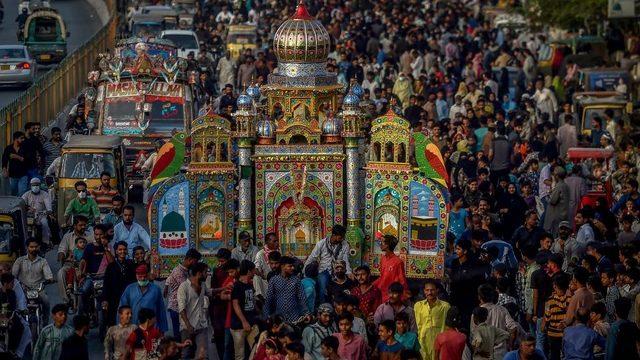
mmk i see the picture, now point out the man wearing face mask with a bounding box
[64,181,100,226]
[21,178,53,247]
[118,264,167,332]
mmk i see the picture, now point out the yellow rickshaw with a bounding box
[52,136,127,225]
[0,196,28,262]
[572,92,631,136]
[226,24,257,60]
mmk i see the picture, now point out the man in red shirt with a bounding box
[373,235,410,302]
[220,258,239,360]
[350,265,382,322]
[434,307,467,360]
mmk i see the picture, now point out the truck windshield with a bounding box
[61,153,115,179]
[103,100,139,135]
[146,100,184,134]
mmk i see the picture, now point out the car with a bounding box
[0,45,37,88]
[159,29,199,59]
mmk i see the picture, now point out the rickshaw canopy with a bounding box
[62,135,123,150]
[23,8,67,41]
[566,147,614,161]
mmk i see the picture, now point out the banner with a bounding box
[608,0,639,18]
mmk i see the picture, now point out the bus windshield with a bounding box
[61,153,115,179]
[103,100,139,135]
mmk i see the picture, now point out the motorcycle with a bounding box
[24,282,44,347]
[78,275,106,338]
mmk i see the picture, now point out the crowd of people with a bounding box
[1,0,640,359]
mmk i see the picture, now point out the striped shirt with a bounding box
[544,292,570,337]
[91,185,119,210]
[42,139,65,170]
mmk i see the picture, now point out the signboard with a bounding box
[587,71,629,91]
[608,0,639,18]
[106,82,184,98]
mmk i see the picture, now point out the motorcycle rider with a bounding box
[15,8,28,38]
[64,180,100,226]
[11,238,53,324]
[57,215,93,306]
[21,178,53,247]
[77,224,112,317]
[0,264,31,358]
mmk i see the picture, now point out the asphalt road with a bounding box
[0,0,102,108]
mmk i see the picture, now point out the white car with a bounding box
[159,30,200,59]
[0,45,37,88]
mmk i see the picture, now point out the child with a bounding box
[471,307,509,360]
[285,342,306,360]
[124,308,163,359]
[600,269,620,322]
[33,304,74,360]
[617,214,636,247]
[372,319,403,360]
[589,302,609,356]
[393,312,419,351]
[434,307,467,360]
[104,305,137,360]
[65,236,87,298]
[264,338,285,360]
[320,336,342,360]
[156,337,193,360]
[333,312,368,360]
[333,293,367,339]
[542,273,570,360]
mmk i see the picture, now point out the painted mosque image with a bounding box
[148,2,449,278]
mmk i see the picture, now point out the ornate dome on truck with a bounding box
[273,1,330,64]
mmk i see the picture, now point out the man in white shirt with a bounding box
[304,225,352,303]
[177,262,210,359]
[22,178,53,245]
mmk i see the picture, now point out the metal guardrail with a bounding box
[0,0,117,147]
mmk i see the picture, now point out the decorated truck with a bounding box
[84,37,195,188]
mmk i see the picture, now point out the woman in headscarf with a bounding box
[495,182,528,239]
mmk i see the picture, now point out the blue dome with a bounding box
[350,83,364,99]
[246,84,261,101]
[256,118,275,138]
[322,113,343,136]
[236,94,253,108]
[343,92,360,106]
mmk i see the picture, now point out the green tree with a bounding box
[522,0,607,32]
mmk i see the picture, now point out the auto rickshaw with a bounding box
[226,25,257,60]
[0,197,28,262]
[572,91,631,136]
[52,136,127,225]
[22,7,69,64]
[538,36,608,76]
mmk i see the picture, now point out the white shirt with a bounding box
[304,238,352,274]
[177,279,210,330]
[11,255,53,289]
[22,190,52,213]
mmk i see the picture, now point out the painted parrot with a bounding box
[150,131,187,187]
[413,132,449,187]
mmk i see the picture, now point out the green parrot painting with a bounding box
[413,132,449,188]
[150,131,187,187]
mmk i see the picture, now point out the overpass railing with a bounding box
[0,0,117,147]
